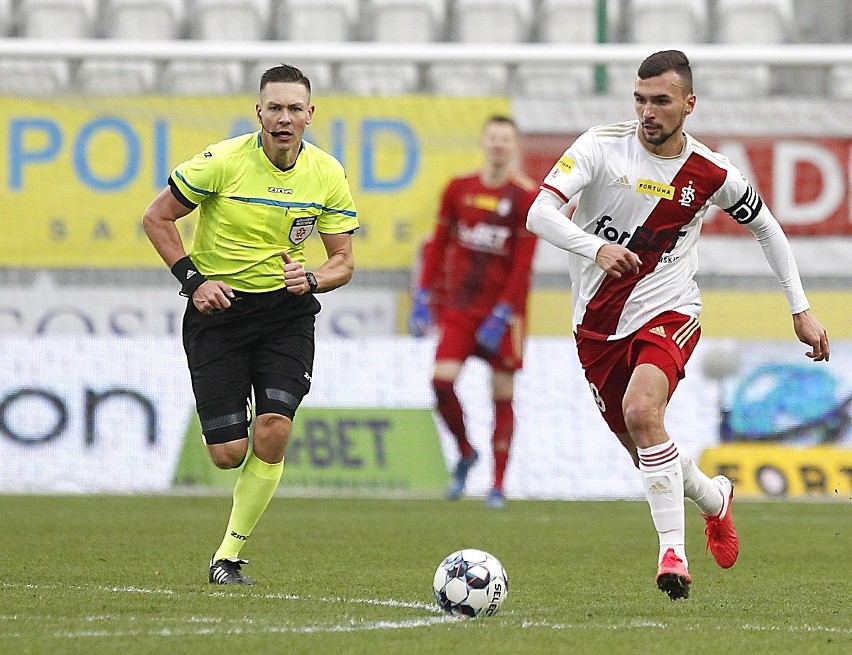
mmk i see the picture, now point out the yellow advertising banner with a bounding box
[0,95,509,269]
[699,444,852,499]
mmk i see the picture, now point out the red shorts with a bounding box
[435,308,526,372]
[575,311,701,434]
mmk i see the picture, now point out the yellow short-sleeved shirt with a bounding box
[171,132,358,293]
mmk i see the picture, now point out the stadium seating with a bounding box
[161,60,246,94]
[18,0,99,38]
[0,0,847,96]
[338,0,445,95]
[701,0,794,97]
[536,0,613,44]
[0,0,13,36]
[454,0,533,43]
[76,59,159,94]
[431,0,533,96]
[631,0,707,43]
[428,62,509,96]
[825,2,852,98]
[189,0,271,41]
[793,0,849,43]
[278,0,359,42]
[514,0,618,98]
[828,65,852,100]
[102,0,186,40]
[0,58,71,94]
[368,0,447,43]
[715,0,793,44]
[336,62,421,95]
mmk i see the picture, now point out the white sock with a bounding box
[638,440,687,566]
[680,448,724,517]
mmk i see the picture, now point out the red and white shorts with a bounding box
[575,311,701,434]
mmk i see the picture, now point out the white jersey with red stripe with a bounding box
[540,120,763,341]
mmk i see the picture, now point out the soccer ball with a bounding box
[432,549,509,617]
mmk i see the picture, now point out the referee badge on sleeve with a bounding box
[289,216,316,244]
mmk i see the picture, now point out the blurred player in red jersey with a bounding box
[412,235,453,328]
[410,115,538,509]
[527,50,830,599]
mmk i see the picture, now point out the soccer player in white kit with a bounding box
[526,50,830,600]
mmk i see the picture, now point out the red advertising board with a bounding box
[522,134,852,236]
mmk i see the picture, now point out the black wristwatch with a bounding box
[305,271,318,293]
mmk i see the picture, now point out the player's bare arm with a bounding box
[595,243,642,278]
[142,186,234,315]
[792,309,830,362]
[282,231,354,295]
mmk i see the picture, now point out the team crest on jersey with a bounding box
[289,216,316,244]
[679,180,696,207]
[636,178,675,200]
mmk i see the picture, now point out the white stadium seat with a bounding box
[793,0,849,43]
[278,0,359,42]
[0,58,71,95]
[454,0,533,43]
[537,0,620,44]
[513,63,595,98]
[701,0,794,97]
[18,0,99,38]
[161,60,246,94]
[828,65,852,100]
[428,62,509,96]
[102,0,186,40]
[189,0,271,41]
[368,0,447,43]
[344,2,444,97]
[631,0,707,43]
[336,62,420,95]
[76,60,159,95]
[715,0,793,44]
[0,0,13,36]
[517,0,620,99]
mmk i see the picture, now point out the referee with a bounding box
[143,64,358,585]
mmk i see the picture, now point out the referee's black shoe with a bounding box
[209,556,255,585]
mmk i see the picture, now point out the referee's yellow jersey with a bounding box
[171,132,358,293]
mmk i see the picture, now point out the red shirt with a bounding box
[419,172,538,321]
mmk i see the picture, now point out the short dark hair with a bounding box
[637,50,693,94]
[483,115,518,131]
[260,64,311,95]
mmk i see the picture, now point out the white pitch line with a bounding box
[4,582,438,612]
[520,619,852,635]
[3,584,850,639]
[0,616,456,640]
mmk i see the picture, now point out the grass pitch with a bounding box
[2,495,849,655]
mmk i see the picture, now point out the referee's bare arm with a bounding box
[142,186,194,268]
[143,186,235,313]
[313,231,355,293]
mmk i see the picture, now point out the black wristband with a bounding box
[170,256,208,298]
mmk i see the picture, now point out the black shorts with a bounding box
[182,288,321,444]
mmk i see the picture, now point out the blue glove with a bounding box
[409,288,433,337]
[476,302,512,354]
